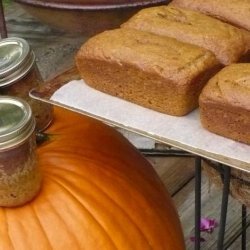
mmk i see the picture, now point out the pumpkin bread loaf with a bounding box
[199,63,250,144]
[122,6,249,65]
[76,28,220,116]
[170,0,250,31]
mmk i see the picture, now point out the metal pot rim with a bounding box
[14,0,168,10]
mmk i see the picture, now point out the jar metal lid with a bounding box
[0,37,35,87]
[0,96,35,149]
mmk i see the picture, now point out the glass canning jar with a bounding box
[0,37,53,131]
[0,96,42,207]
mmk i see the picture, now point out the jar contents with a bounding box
[0,97,42,207]
[1,64,53,131]
[0,37,53,131]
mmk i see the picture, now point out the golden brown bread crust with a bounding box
[170,0,250,31]
[122,6,248,65]
[76,28,220,116]
[199,63,250,144]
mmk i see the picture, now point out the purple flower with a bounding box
[200,218,218,233]
[190,217,218,243]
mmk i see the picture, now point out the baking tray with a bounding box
[30,66,250,173]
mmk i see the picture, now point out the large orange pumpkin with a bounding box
[0,107,185,250]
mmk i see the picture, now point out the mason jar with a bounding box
[0,37,53,131]
[0,96,42,207]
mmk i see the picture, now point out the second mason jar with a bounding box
[0,96,42,207]
[0,37,53,131]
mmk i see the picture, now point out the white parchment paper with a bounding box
[51,79,250,172]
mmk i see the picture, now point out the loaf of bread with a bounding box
[170,0,250,31]
[199,63,250,144]
[122,6,249,65]
[76,28,220,116]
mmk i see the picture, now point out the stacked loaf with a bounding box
[199,64,250,144]
[76,1,250,144]
[170,0,250,53]
[170,0,250,31]
[76,28,219,116]
[121,6,249,65]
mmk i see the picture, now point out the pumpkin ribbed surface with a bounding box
[0,107,185,250]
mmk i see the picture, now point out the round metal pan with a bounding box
[14,0,169,34]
